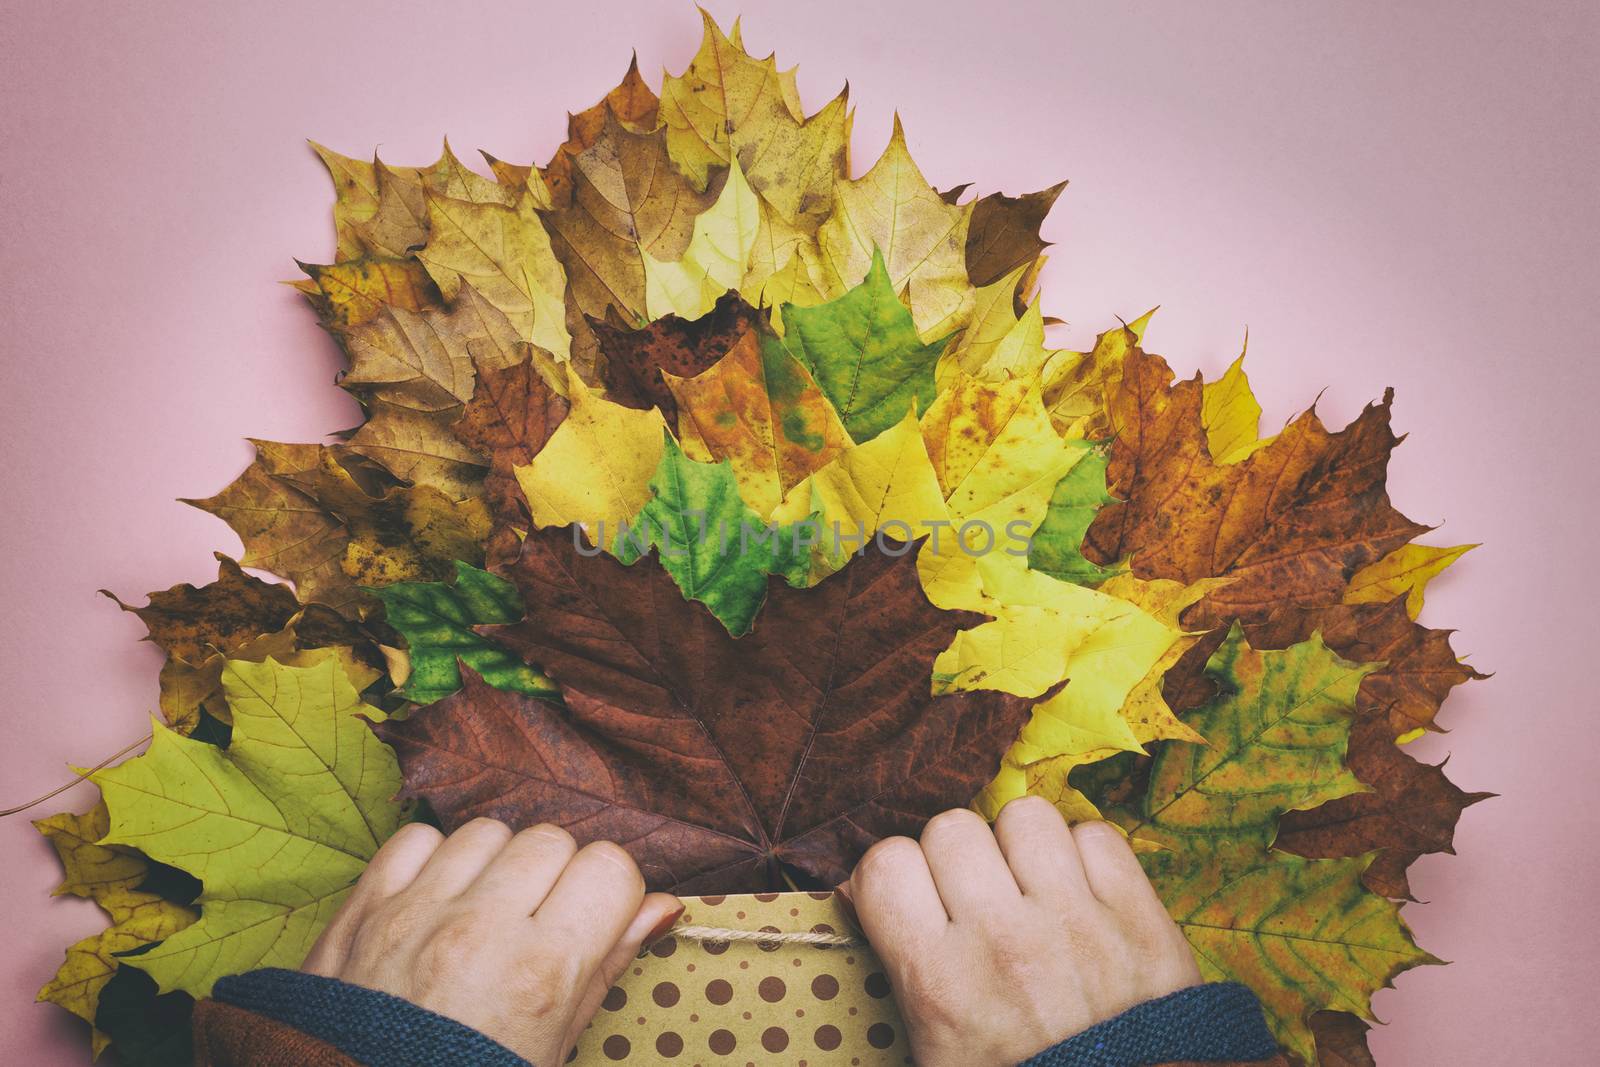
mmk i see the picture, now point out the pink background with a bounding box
[2,1,1596,1061]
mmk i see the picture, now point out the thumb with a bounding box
[602,892,685,984]
[565,892,684,1050]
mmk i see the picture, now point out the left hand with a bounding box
[302,818,683,1065]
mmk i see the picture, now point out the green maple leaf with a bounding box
[93,651,405,998]
[615,433,812,636]
[1027,447,1123,586]
[371,561,558,705]
[1109,627,1434,1062]
[779,249,950,442]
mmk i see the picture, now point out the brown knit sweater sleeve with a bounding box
[193,999,364,1067]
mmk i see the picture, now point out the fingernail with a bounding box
[643,904,685,948]
[833,882,859,928]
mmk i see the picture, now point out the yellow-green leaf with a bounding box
[93,652,404,998]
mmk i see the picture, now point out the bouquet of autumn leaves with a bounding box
[31,14,1485,1066]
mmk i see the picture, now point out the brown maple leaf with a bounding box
[378,529,1038,892]
[543,54,661,207]
[961,181,1067,289]
[589,290,760,425]
[452,353,569,530]
[542,111,718,326]
[1308,1011,1376,1067]
[102,554,298,665]
[1085,345,1428,629]
[1161,595,1487,898]
[1276,716,1491,899]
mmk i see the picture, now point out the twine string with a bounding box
[670,923,863,947]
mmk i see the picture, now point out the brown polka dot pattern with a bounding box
[570,893,908,1065]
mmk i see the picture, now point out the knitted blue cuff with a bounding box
[1018,982,1279,1066]
[212,968,532,1067]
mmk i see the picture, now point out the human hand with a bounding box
[844,798,1202,1067]
[302,818,683,1065]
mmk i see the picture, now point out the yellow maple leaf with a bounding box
[817,116,974,338]
[1200,341,1274,464]
[938,263,1055,385]
[917,371,1087,608]
[771,407,949,580]
[658,10,850,233]
[642,159,761,321]
[34,804,197,1056]
[971,573,1217,823]
[1344,542,1477,619]
[514,366,667,546]
[1040,309,1157,439]
[414,188,571,357]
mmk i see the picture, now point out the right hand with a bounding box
[302,818,683,1065]
[845,797,1203,1067]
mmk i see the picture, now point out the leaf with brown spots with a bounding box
[665,323,851,516]
[1039,311,1155,440]
[292,255,442,330]
[102,555,299,667]
[659,10,850,233]
[379,530,1037,892]
[590,290,760,424]
[1084,345,1428,629]
[186,442,489,616]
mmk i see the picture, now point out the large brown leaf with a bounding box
[378,529,1037,892]
[1308,1011,1376,1067]
[1085,346,1428,628]
[589,290,760,425]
